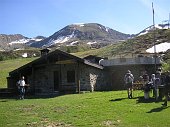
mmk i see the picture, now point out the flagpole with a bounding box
[168,13,170,29]
[152,2,157,72]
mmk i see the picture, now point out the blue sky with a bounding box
[0,0,170,38]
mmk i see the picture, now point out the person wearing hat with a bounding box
[124,70,134,99]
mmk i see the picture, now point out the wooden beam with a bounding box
[55,59,76,64]
[77,62,80,93]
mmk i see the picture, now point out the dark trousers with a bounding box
[19,86,25,99]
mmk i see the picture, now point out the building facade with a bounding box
[7,50,109,95]
[7,50,162,95]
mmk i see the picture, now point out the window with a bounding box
[67,70,75,83]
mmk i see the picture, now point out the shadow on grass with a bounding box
[110,96,141,102]
[110,98,127,102]
[146,106,169,113]
[0,100,8,102]
[136,97,164,104]
[0,92,77,100]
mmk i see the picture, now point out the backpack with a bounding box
[126,74,133,83]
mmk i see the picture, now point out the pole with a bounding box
[168,13,170,29]
[152,2,157,73]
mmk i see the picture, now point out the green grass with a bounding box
[0,58,37,88]
[0,91,170,127]
[0,58,170,127]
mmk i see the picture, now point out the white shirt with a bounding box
[18,80,26,86]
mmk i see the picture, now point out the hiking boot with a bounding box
[162,102,167,107]
[130,93,132,99]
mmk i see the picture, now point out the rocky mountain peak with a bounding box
[30,23,131,48]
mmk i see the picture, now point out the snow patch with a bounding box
[146,42,170,53]
[9,38,43,45]
[105,27,110,32]
[98,25,102,30]
[87,41,97,45]
[138,24,170,36]
[22,53,28,58]
[44,32,75,47]
[73,23,85,27]
[138,31,149,36]
[9,39,29,45]
[32,38,43,41]
[68,41,79,46]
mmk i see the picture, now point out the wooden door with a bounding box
[54,71,60,91]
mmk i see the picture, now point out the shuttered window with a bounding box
[67,70,75,83]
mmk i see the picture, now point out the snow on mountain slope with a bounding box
[146,42,170,53]
[9,38,44,45]
[9,39,29,45]
[43,31,75,47]
[138,24,170,36]
[31,23,131,48]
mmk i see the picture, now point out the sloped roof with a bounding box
[9,49,103,75]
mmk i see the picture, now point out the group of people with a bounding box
[124,70,170,106]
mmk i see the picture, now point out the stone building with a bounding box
[7,49,162,95]
[7,49,109,95]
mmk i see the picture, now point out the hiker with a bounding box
[142,71,149,85]
[142,71,150,99]
[150,73,159,100]
[124,70,134,99]
[16,76,26,100]
[162,71,170,106]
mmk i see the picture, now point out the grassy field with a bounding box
[0,58,37,88]
[0,91,170,127]
[0,57,170,127]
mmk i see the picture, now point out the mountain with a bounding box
[30,23,132,48]
[137,23,170,36]
[0,34,46,51]
[73,28,170,58]
[0,34,26,50]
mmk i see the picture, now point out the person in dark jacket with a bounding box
[162,71,170,106]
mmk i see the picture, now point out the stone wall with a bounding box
[30,62,108,94]
[34,66,53,93]
[8,62,108,95]
[79,64,109,91]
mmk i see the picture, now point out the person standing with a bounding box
[124,70,134,99]
[155,70,161,100]
[151,73,159,100]
[162,71,170,106]
[142,71,149,85]
[17,76,26,100]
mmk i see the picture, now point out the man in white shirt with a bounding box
[17,76,26,99]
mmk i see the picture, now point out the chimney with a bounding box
[40,48,50,56]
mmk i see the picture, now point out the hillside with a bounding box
[73,29,170,58]
[0,34,46,51]
[0,48,40,61]
[0,58,37,88]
